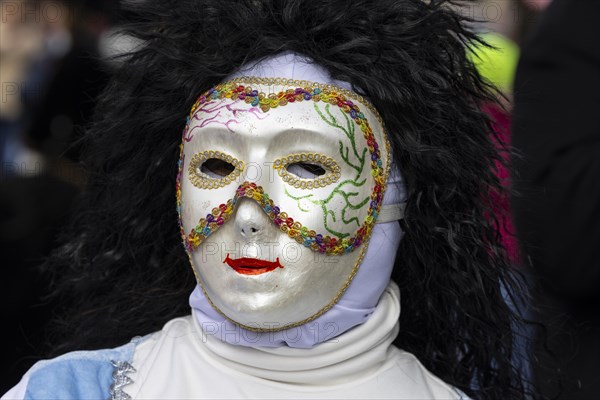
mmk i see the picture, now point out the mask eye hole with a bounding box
[201,158,235,178]
[188,151,244,189]
[273,153,341,189]
[286,162,326,179]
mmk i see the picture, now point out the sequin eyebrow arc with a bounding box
[273,153,341,189]
[188,150,244,189]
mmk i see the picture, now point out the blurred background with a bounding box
[1,0,598,399]
[0,0,132,391]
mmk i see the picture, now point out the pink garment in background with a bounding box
[483,102,520,264]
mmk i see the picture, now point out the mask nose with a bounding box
[235,197,268,238]
[241,225,259,237]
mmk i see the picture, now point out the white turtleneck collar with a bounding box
[125,282,464,399]
[196,281,400,385]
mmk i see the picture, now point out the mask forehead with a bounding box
[177,77,392,256]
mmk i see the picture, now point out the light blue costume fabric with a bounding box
[12,336,147,400]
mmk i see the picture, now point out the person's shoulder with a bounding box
[3,336,149,400]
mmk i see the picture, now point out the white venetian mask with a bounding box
[177,77,394,331]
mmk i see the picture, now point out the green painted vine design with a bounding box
[284,103,370,239]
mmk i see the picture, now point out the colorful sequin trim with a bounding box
[211,76,384,125]
[188,150,244,189]
[185,181,377,255]
[274,153,341,189]
[177,77,390,256]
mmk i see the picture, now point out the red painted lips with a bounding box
[223,254,284,275]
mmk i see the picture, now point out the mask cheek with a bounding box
[275,171,371,246]
[179,176,238,252]
[298,197,318,213]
